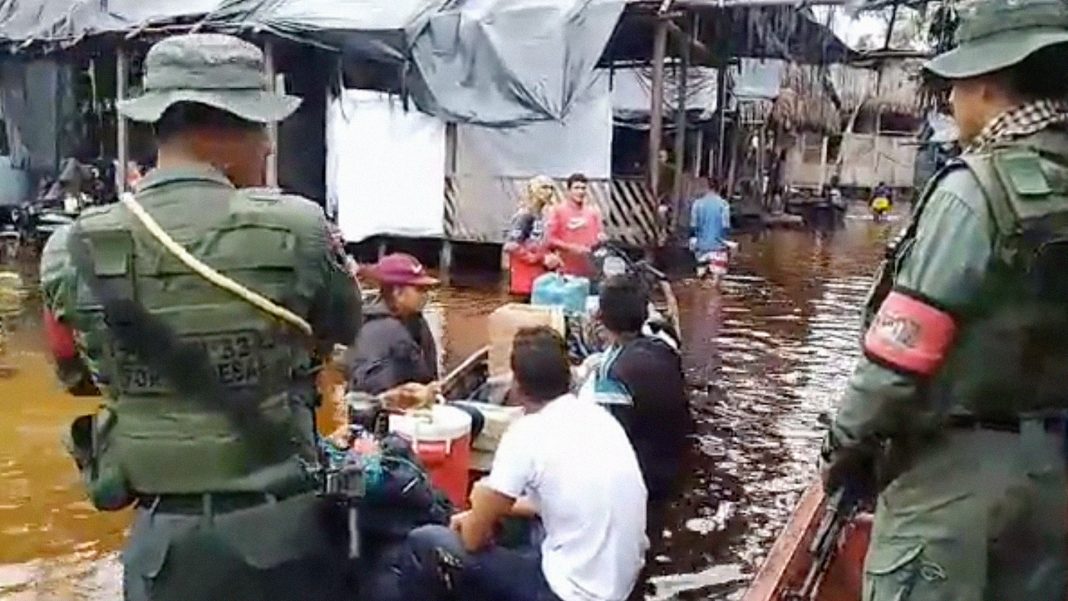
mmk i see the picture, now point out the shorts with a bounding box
[696,250,729,278]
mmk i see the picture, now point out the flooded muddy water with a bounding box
[0,212,893,600]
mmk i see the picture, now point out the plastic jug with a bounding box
[531,273,590,314]
[389,405,472,507]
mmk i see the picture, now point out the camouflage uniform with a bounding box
[823,1,1068,599]
[40,34,360,600]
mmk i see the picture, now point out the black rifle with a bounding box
[785,487,859,601]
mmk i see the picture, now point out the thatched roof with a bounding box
[767,56,928,135]
[769,63,840,134]
[830,59,926,116]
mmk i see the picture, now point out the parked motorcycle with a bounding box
[570,242,680,359]
[19,202,77,251]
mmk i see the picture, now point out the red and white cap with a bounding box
[365,253,440,287]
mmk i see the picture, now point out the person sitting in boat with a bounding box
[348,253,439,395]
[345,252,486,441]
[579,275,692,537]
[385,326,648,601]
[504,175,563,299]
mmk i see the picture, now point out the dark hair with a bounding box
[1004,43,1068,102]
[599,274,649,334]
[154,102,262,142]
[511,326,571,402]
[566,173,588,189]
[707,177,722,193]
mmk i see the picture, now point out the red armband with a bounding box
[44,310,77,361]
[863,290,957,376]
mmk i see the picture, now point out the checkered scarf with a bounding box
[968,99,1068,152]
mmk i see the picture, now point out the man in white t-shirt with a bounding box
[390,326,648,601]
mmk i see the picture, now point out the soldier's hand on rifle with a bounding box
[819,434,876,498]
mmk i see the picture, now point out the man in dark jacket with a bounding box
[583,275,691,601]
[349,253,439,395]
[584,275,693,513]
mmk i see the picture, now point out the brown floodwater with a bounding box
[0,210,897,600]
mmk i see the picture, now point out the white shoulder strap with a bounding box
[120,192,313,337]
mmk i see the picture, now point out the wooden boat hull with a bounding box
[440,345,491,401]
[742,481,871,601]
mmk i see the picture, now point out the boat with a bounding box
[741,482,873,601]
[439,345,490,401]
[438,277,682,406]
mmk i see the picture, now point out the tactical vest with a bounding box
[68,188,322,497]
[871,129,1068,419]
[944,132,1068,418]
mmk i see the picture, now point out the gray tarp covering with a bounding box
[210,0,445,62]
[735,59,785,100]
[0,0,441,62]
[0,0,626,127]
[0,59,77,173]
[456,71,612,178]
[0,0,847,137]
[0,0,123,42]
[216,0,626,127]
[0,156,30,205]
[608,59,786,124]
[409,0,626,126]
[609,66,720,124]
[0,0,225,42]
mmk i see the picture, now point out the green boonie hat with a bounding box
[925,0,1068,80]
[117,33,301,123]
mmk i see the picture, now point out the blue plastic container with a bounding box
[531,273,590,314]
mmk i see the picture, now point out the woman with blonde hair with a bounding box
[503,175,562,298]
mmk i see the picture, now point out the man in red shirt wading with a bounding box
[546,173,604,278]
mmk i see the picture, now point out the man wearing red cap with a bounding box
[349,253,441,398]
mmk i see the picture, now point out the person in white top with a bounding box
[389,326,648,601]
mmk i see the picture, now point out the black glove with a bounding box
[819,435,878,500]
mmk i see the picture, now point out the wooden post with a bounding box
[715,64,728,180]
[727,124,740,196]
[445,122,458,176]
[443,123,458,282]
[818,135,830,191]
[117,48,129,193]
[647,18,669,198]
[439,240,453,285]
[874,108,883,186]
[693,128,704,177]
[264,40,279,188]
[757,125,767,208]
[671,16,689,237]
[708,140,715,183]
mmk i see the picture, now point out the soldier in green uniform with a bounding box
[40,34,361,599]
[821,1,1068,599]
